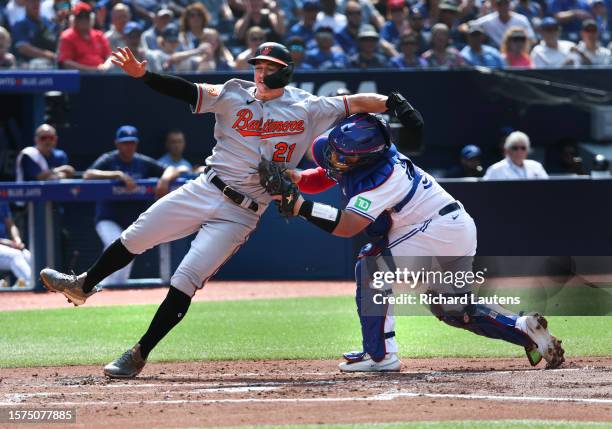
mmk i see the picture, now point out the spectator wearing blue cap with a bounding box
[531,17,576,67]
[549,0,592,37]
[83,125,182,286]
[445,144,484,178]
[461,21,505,67]
[304,25,349,69]
[146,23,203,72]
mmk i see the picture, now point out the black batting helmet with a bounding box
[248,42,294,89]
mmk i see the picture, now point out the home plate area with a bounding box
[0,357,610,428]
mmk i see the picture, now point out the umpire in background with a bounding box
[83,125,180,285]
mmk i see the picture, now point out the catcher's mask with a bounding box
[312,114,391,181]
[248,42,294,89]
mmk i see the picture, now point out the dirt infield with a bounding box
[1,284,611,427]
[0,358,611,428]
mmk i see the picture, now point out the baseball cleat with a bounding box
[516,313,565,369]
[40,268,98,306]
[103,344,147,379]
[339,352,401,372]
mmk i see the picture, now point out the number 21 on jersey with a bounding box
[272,142,296,162]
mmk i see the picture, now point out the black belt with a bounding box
[204,166,259,212]
[438,201,460,217]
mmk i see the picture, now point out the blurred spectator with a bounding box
[141,8,173,51]
[304,25,349,68]
[317,0,348,32]
[338,0,385,29]
[445,144,484,178]
[381,0,410,48]
[570,18,611,64]
[589,0,610,44]
[287,0,320,50]
[234,0,285,44]
[104,2,131,51]
[547,139,584,174]
[390,31,427,68]
[348,25,390,67]
[483,131,549,179]
[408,7,430,55]
[5,0,26,28]
[158,129,192,170]
[179,3,210,50]
[83,125,173,286]
[335,0,365,55]
[277,0,301,26]
[0,202,31,289]
[512,0,543,25]
[57,2,112,71]
[0,26,17,68]
[550,0,592,38]
[500,26,533,67]
[16,123,74,181]
[287,35,314,69]
[196,0,233,28]
[531,17,576,67]
[95,0,148,32]
[459,0,480,22]
[421,23,465,67]
[146,23,202,72]
[196,28,235,71]
[469,0,535,48]
[41,0,71,32]
[460,21,505,66]
[437,0,464,48]
[12,0,58,68]
[235,25,266,69]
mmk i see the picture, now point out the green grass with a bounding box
[0,296,610,367]
[189,421,612,429]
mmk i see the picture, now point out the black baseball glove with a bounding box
[386,91,424,147]
[258,158,300,218]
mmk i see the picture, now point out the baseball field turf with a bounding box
[0,295,610,366]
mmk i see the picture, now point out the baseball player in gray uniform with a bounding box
[40,43,399,378]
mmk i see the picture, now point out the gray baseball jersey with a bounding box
[192,79,350,203]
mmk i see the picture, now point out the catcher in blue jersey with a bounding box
[259,94,565,372]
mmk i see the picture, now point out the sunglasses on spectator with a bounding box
[346,10,362,15]
[37,135,57,141]
[250,36,265,42]
[510,145,527,151]
[583,27,598,33]
[510,36,527,41]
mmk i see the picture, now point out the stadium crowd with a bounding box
[1,0,612,71]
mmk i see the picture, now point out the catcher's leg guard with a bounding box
[344,258,397,363]
[432,300,536,349]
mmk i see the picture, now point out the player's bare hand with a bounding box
[285,169,301,184]
[155,179,170,199]
[111,47,147,78]
[120,172,137,190]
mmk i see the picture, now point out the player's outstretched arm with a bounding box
[111,47,198,106]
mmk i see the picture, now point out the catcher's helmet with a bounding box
[313,113,391,180]
[248,42,294,89]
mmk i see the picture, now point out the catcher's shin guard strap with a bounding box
[298,200,341,233]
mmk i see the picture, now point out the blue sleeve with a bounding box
[54,149,69,166]
[380,23,393,42]
[141,156,167,177]
[89,153,113,170]
[11,20,30,46]
[549,0,566,14]
[21,154,43,180]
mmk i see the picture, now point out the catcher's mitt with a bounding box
[258,158,300,218]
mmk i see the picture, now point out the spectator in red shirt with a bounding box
[57,2,112,71]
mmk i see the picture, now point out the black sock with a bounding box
[138,286,191,360]
[82,239,135,293]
